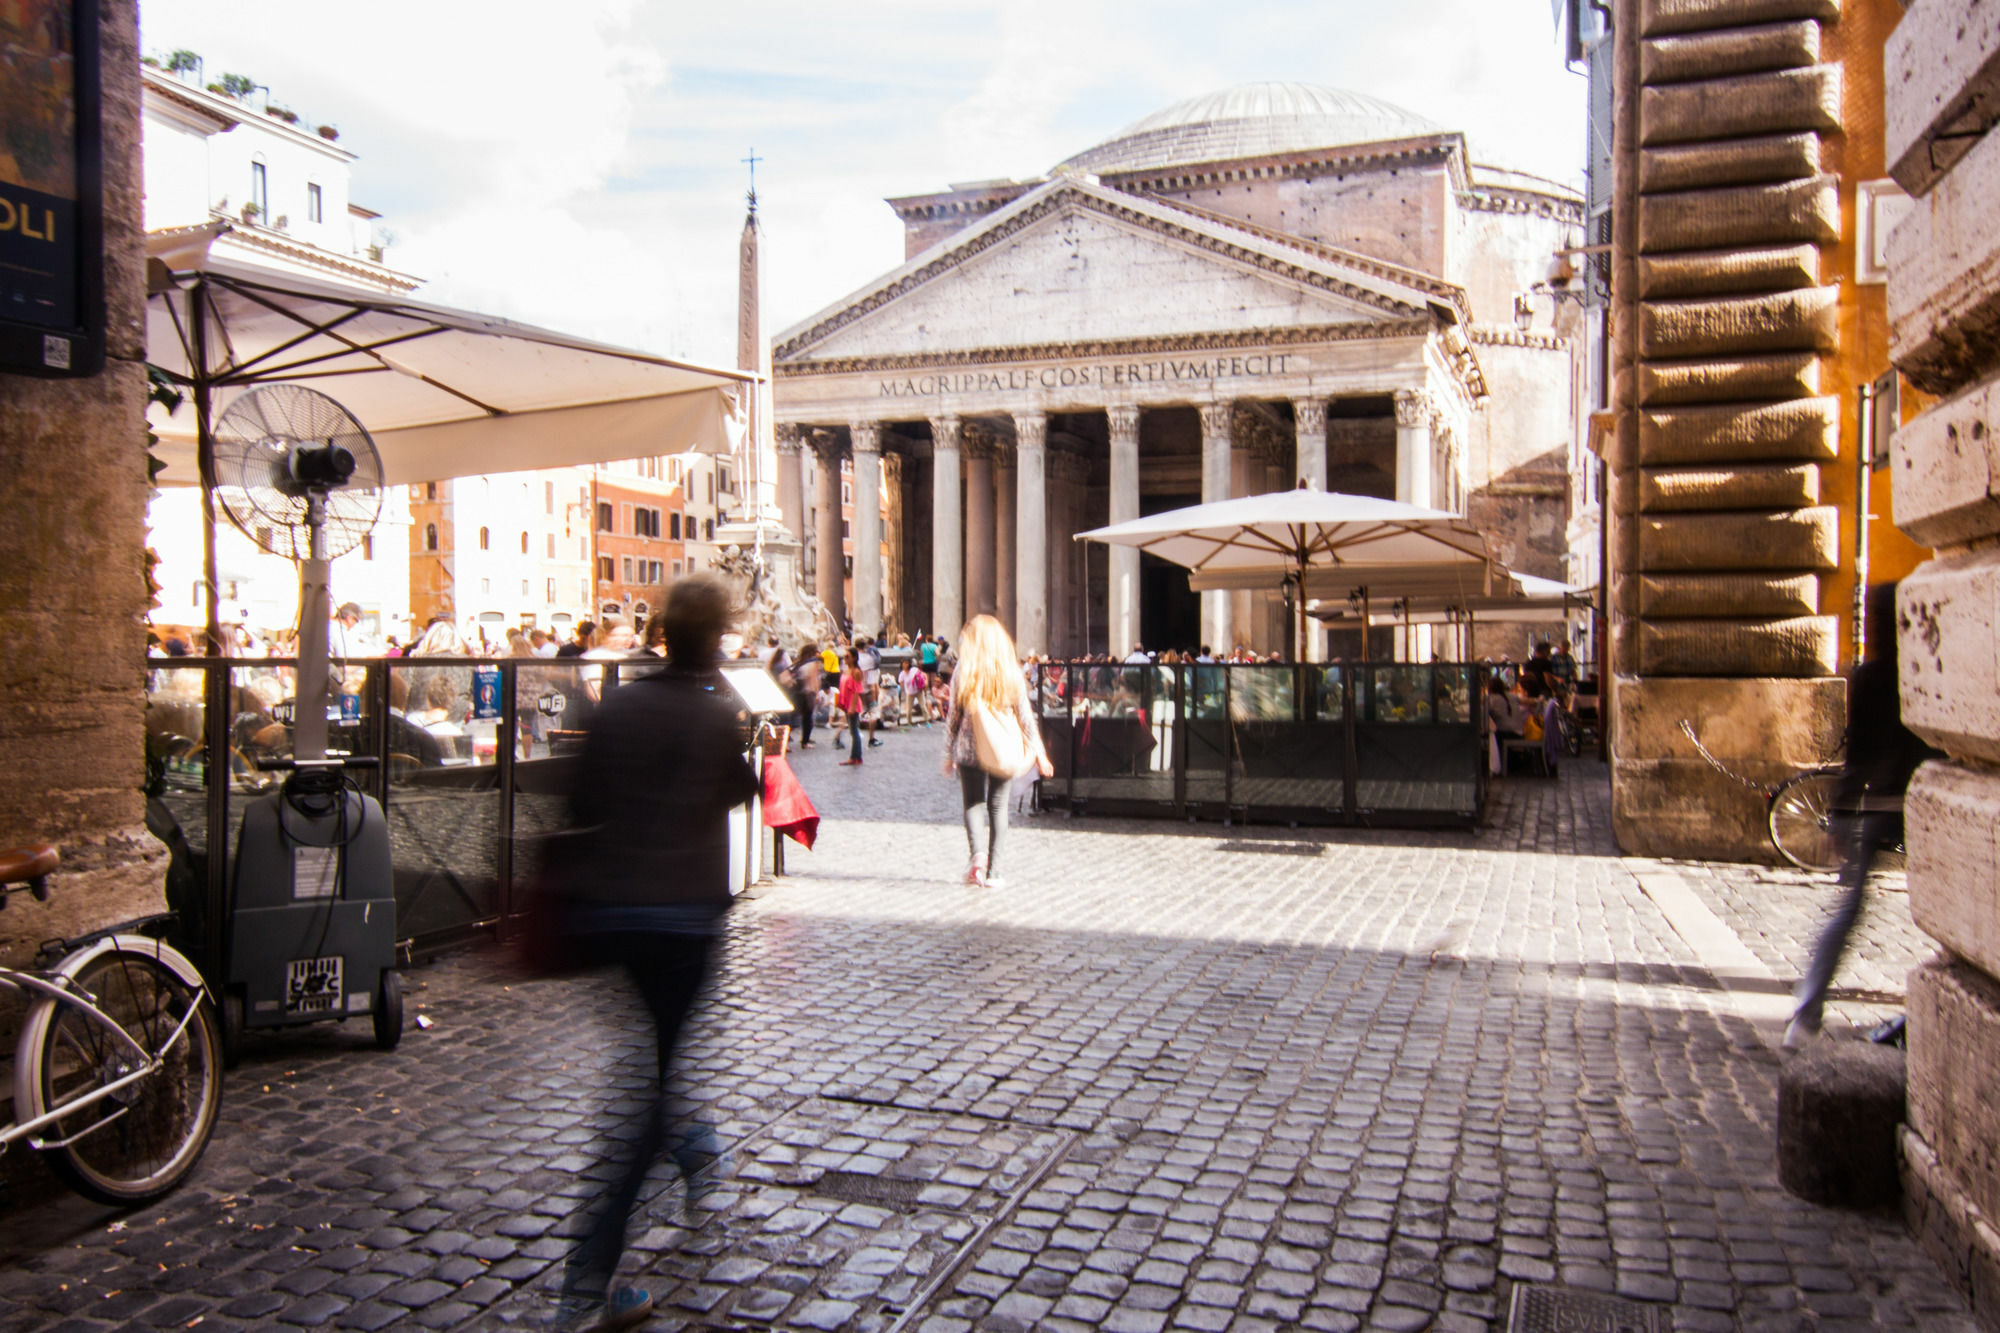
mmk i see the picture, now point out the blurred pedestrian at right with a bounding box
[1787,581,1943,1047]
[943,615,1052,887]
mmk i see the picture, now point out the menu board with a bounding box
[0,0,103,377]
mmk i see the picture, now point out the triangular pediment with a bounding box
[774,178,1452,364]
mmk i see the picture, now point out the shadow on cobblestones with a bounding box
[0,731,1965,1332]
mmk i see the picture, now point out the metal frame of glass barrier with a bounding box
[1033,661,1488,828]
[144,656,763,983]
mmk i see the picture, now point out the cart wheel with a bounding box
[220,990,244,1070]
[373,970,403,1051]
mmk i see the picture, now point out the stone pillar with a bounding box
[1294,398,1328,491]
[929,415,963,637]
[850,422,884,639]
[880,449,905,637]
[1882,3,2000,1319]
[1199,401,1233,652]
[811,431,846,628]
[995,443,1017,638]
[1230,431,1261,653]
[964,434,996,616]
[1107,405,1141,656]
[1394,390,1434,509]
[774,423,806,542]
[1014,411,1048,656]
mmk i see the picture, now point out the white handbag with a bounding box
[969,699,1032,778]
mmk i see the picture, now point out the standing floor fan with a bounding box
[206,384,401,1066]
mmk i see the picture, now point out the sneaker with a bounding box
[543,1286,653,1332]
[983,875,1008,891]
[963,862,986,887]
[839,758,862,766]
[1783,1013,1821,1049]
[868,739,883,748]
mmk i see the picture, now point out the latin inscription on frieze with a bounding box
[879,353,1296,399]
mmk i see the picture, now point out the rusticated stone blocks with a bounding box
[1640,65,1843,146]
[1633,570,1819,617]
[1640,243,1820,299]
[1638,174,1839,252]
[1890,114,2000,394]
[1906,761,2000,982]
[1885,0,2000,198]
[1638,506,1837,570]
[1638,351,1820,405]
[1640,132,1822,193]
[1636,397,1839,464]
[1891,367,2000,548]
[1640,0,1839,40]
[1642,19,1821,85]
[1639,461,1819,511]
[1639,286,1838,358]
[1636,614,1837,675]
[1899,551,2000,765]
[1909,958,2000,1228]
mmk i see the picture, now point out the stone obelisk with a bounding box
[712,155,822,647]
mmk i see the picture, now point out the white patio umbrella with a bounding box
[1075,487,1496,658]
[1312,572,1588,658]
[145,235,755,648]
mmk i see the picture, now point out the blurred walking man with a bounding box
[552,575,760,1329]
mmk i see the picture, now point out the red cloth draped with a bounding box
[761,753,819,850]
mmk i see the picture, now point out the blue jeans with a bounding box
[1791,812,1897,1031]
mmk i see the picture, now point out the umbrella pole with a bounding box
[1361,587,1371,663]
[191,279,222,656]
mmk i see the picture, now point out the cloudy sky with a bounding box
[140,0,1585,367]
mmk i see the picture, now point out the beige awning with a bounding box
[145,242,753,486]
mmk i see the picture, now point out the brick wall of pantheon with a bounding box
[771,82,1584,659]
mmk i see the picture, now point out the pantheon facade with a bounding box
[770,82,1584,657]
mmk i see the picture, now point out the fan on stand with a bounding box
[200,384,401,1065]
[209,384,384,762]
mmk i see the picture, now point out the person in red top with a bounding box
[835,650,867,766]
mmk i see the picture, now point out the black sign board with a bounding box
[0,0,105,378]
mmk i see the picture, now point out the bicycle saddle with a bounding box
[0,844,59,886]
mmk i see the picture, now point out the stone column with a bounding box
[880,450,905,637]
[850,422,884,639]
[810,431,846,627]
[929,415,963,637]
[1395,389,1434,509]
[964,432,997,616]
[774,423,806,541]
[1107,405,1141,656]
[994,442,1017,638]
[1199,401,1234,651]
[1294,398,1328,491]
[1014,411,1048,656]
[1229,430,1262,653]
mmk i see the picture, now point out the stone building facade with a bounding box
[0,0,162,963]
[1601,0,1928,860]
[1881,3,2000,1324]
[772,84,1583,658]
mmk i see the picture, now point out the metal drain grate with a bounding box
[1507,1284,1671,1333]
[1213,839,1325,857]
[809,1169,930,1207]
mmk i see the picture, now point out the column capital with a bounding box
[1106,404,1140,445]
[1012,410,1047,451]
[849,421,881,454]
[807,427,845,462]
[1394,389,1432,429]
[774,422,804,456]
[1292,398,1327,434]
[929,414,962,451]
[1198,401,1233,440]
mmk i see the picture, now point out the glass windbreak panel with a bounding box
[1033,664,1074,783]
[385,661,500,942]
[1435,666,1474,724]
[1368,666,1434,724]
[225,660,301,867]
[1308,666,1347,723]
[144,663,211,856]
[512,662,589,920]
[1182,666,1227,805]
[1231,665,1343,815]
[1070,663,1173,804]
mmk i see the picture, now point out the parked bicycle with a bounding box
[1679,720,1844,871]
[0,844,223,1204]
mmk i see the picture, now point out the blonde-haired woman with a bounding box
[944,615,1052,887]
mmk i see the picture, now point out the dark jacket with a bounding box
[1834,655,1942,814]
[568,666,761,911]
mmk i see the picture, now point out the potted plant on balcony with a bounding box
[266,104,299,125]
[240,203,262,224]
[316,125,339,142]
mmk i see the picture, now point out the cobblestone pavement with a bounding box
[0,723,1969,1332]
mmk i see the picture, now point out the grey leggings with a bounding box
[957,763,1010,874]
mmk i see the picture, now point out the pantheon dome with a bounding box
[1056,81,1445,176]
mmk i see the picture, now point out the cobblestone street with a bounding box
[0,725,1971,1332]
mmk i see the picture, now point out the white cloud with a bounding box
[139,0,1583,363]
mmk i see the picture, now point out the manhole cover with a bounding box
[1507,1284,1671,1333]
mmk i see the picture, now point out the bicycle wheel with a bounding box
[1768,769,1846,872]
[1556,708,1581,758]
[33,948,223,1205]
